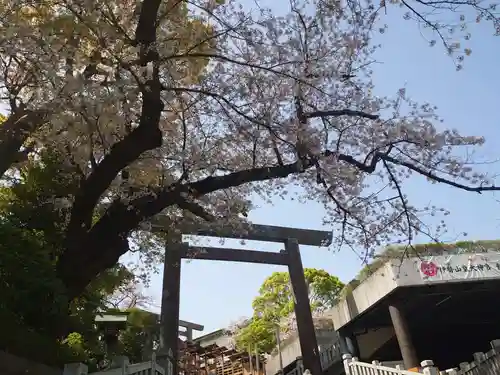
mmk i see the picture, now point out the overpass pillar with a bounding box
[338,331,359,357]
[389,303,419,369]
[346,336,359,357]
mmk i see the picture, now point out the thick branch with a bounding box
[56,159,308,297]
[65,92,163,239]
[134,0,163,64]
[0,109,48,178]
[305,109,379,120]
[59,144,500,297]
[177,196,216,221]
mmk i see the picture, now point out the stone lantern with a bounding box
[95,312,130,369]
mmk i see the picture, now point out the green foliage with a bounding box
[0,150,136,366]
[234,268,344,354]
[0,219,68,336]
[119,308,160,363]
[234,317,276,353]
[0,218,82,366]
[0,150,80,254]
[0,307,84,367]
[252,268,344,322]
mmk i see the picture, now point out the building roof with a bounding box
[193,328,231,343]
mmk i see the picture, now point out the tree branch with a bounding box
[382,154,498,193]
[58,128,500,298]
[305,109,379,120]
[65,0,165,241]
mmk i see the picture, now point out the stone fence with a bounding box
[438,339,500,375]
[343,339,500,375]
[0,351,61,375]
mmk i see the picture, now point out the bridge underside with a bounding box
[342,279,500,370]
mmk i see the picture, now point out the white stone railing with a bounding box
[343,340,500,375]
[64,354,170,375]
[343,355,439,375]
[319,341,341,370]
[283,341,342,375]
[437,339,500,375]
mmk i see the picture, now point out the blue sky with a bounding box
[142,2,500,336]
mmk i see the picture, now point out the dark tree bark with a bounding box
[57,157,319,298]
[57,0,166,298]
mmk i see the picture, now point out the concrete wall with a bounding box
[265,336,301,375]
[265,329,339,375]
[330,251,500,330]
[0,351,61,375]
[330,262,398,330]
[356,327,394,360]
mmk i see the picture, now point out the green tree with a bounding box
[234,269,344,353]
[0,150,139,366]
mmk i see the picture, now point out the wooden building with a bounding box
[179,341,266,375]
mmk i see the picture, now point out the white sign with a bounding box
[417,252,500,281]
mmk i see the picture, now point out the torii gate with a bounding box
[153,222,333,375]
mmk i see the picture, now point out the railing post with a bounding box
[152,352,157,375]
[121,359,128,375]
[459,362,469,372]
[296,356,304,375]
[421,360,439,375]
[491,339,500,353]
[342,354,353,375]
[445,368,458,375]
[473,352,486,365]
[63,363,88,375]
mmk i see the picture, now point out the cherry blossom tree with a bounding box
[0,0,499,300]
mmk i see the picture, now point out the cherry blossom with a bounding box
[0,0,498,297]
